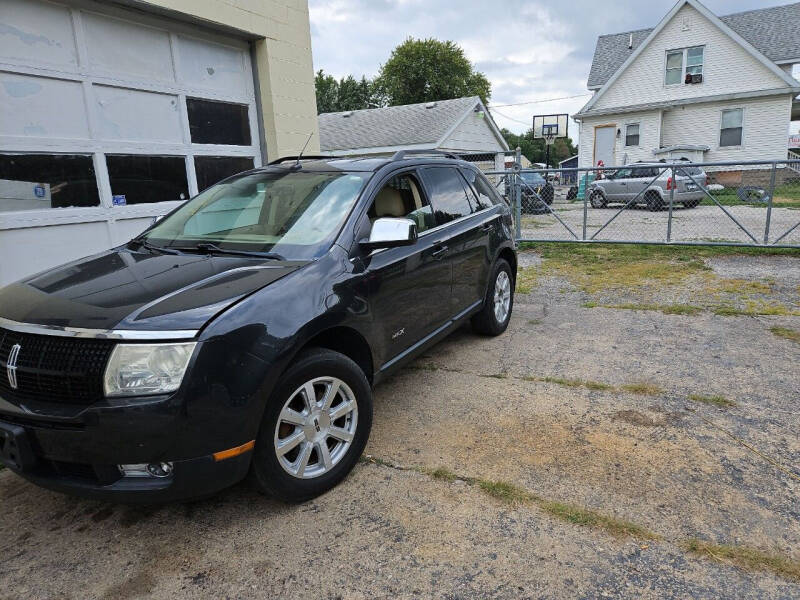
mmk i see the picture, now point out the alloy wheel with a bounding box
[273,376,358,479]
[494,271,512,323]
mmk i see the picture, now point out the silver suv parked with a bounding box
[588,163,707,211]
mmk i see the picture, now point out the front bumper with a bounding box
[0,394,254,503]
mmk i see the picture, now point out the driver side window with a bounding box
[367,172,435,233]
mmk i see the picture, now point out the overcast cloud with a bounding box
[308,0,798,141]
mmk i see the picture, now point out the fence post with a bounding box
[582,171,588,241]
[514,147,522,240]
[764,160,777,245]
[666,164,676,242]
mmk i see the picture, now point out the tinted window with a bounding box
[195,156,255,192]
[461,168,499,209]
[420,167,474,224]
[187,99,251,145]
[106,155,189,205]
[0,154,99,212]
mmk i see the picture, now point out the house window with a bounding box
[665,51,683,85]
[625,124,640,147]
[665,46,704,85]
[194,156,255,192]
[686,46,704,76]
[720,109,744,147]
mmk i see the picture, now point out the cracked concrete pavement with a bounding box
[1,251,799,599]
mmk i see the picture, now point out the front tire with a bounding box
[251,348,372,503]
[589,190,607,208]
[472,258,514,336]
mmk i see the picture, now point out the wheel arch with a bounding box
[293,326,375,385]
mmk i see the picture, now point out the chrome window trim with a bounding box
[0,316,198,341]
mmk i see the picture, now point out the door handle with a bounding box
[431,245,448,259]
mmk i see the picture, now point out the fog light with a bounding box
[118,462,173,478]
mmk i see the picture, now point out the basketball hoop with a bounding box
[543,132,557,146]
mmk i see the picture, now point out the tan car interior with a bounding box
[368,174,435,233]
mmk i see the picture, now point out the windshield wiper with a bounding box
[189,242,285,261]
[129,238,181,255]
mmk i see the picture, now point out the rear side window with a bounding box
[460,168,499,209]
[419,167,475,224]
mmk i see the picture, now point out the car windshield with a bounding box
[141,169,370,259]
[521,172,545,185]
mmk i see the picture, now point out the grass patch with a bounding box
[689,394,736,408]
[527,318,542,325]
[530,376,613,391]
[714,302,800,317]
[620,382,663,396]
[428,466,458,482]
[588,302,703,315]
[478,479,533,505]
[539,501,659,540]
[770,326,800,344]
[684,539,800,581]
[515,266,539,294]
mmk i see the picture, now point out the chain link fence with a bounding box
[485,157,800,247]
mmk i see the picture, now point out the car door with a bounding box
[360,170,453,364]
[626,167,651,203]
[606,168,632,202]
[418,166,490,317]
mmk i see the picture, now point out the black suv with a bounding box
[0,152,516,503]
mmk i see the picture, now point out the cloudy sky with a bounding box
[308,0,799,141]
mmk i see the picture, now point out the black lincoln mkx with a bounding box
[0,151,516,503]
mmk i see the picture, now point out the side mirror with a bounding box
[360,217,417,250]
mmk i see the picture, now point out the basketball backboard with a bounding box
[533,114,569,142]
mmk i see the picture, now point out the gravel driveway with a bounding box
[1,250,799,599]
[521,203,800,246]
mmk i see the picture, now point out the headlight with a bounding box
[103,343,197,397]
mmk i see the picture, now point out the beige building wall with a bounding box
[132,0,320,158]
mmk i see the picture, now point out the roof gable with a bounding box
[580,0,799,116]
[318,97,507,154]
[587,1,800,90]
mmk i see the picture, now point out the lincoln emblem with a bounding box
[6,344,20,390]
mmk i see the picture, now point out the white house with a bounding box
[0,0,319,287]
[318,97,509,158]
[574,0,800,169]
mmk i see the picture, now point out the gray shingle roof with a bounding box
[587,2,800,89]
[319,97,481,152]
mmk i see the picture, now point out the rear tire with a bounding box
[646,191,664,211]
[250,348,372,503]
[472,258,514,336]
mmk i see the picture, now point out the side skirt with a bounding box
[374,300,483,384]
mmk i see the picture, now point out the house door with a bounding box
[594,125,616,168]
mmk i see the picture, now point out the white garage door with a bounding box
[0,0,263,286]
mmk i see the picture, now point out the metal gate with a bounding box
[480,154,800,248]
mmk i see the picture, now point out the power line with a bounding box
[488,107,531,126]
[489,93,591,108]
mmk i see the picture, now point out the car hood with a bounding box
[0,248,307,332]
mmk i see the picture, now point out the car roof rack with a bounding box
[391,149,460,161]
[268,155,331,165]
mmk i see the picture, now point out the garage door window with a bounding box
[106,155,189,205]
[187,99,251,146]
[0,154,99,213]
[195,156,255,192]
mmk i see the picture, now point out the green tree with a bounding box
[375,38,491,106]
[314,70,340,114]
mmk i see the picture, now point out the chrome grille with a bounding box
[0,327,115,405]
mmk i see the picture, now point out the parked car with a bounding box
[519,171,554,214]
[588,163,707,210]
[0,151,517,503]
